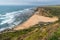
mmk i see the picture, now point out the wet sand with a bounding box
[13,14,58,30]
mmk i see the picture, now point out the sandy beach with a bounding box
[13,14,58,30]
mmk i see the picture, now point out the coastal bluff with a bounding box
[13,7,58,30]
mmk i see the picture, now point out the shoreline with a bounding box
[0,7,59,33]
[0,7,36,33]
[0,15,58,33]
[13,14,58,31]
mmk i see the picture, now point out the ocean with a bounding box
[0,5,36,31]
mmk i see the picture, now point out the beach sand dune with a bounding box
[13,14,58,30]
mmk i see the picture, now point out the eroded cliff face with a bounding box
[13,7,58,30]
[0,7,60,40]
[35,7,53,17]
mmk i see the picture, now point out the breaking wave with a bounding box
[0,8,35,31]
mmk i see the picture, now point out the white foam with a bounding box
[0,13,14,25]
[13,20,22,25]
[0,28,6,31]
[0,8,34,31]
[0,8,34,25]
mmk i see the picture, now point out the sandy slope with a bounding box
[13,14,58,30]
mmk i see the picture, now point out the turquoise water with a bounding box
[0,5,35,31]
[0,6,35,14]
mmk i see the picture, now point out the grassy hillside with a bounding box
[0,6,60,40]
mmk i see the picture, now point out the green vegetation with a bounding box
[0,26,39,40]
[0,22,59,40]
[23,22,60,40]
[48,27,60,40]
[44,7,60,17]
[1,6,60,40]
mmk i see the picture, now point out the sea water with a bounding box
[0,5,36,31]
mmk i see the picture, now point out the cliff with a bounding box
[0,6,60,40]
[13,7,58,30]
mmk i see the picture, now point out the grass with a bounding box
[48,27,60,40]
[1,6,60,40]
[44,7,60,17]
[24,28,47,40]
[0,26,38,40]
